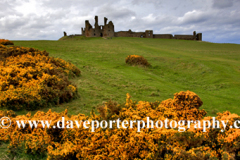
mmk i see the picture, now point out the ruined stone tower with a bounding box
[81,16,114,37]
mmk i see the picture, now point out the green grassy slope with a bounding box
[11,37,240,117]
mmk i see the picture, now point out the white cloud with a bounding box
[0,0,239,43]
[177,10,209,24]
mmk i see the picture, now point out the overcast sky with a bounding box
[1,0,240,44]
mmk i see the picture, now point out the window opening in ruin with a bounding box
[94,33,95,36]
[100,33,103,37]
[149,34,150,36]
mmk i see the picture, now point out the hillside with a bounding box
[12,37,240,116]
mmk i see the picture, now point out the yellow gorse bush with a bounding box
[1,91,240,159]
[125,55,150,67]
[0,44,81,110]
[0,39,14,45]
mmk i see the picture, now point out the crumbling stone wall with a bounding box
[115,30,145,38]
[94,16,101,37]
[153,34,173,39]
[82,16,114,38]
[63,31,67,37]
[152,31,201,41]
[174,35,195,40]
[197,33,202,41]
[79,16,202,41]
[173,31,201,40]
[102,18,114,37]
[81,28,85,36]
[145,30,153,38]
[193,31,197,40]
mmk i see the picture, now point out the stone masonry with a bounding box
[81,16,114,38]
[69,16,202,41]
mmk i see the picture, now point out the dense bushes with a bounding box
[0,44,81,110]
[0,39,14,45]
[1,91,240,159]
[125,55,150,67]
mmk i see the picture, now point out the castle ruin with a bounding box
[65,16,202,41]
[81,16,114,37]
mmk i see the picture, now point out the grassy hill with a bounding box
[11,37,240,117]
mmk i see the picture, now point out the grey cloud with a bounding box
[113,6,240,43]
[97,4,136,20]
[27,19,52,29]
[130,0,210,15]
[0,0,240,43]
[0,15,27,32]
[212,0,233,9]
[45,9,71,20]
[0,1,22,17]
[131,0,162,6]
[40,0,112,10]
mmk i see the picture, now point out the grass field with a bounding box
[9,36,240,117]
[1,36,240,159]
